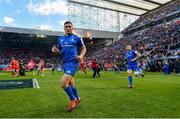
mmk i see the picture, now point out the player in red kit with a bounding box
[95,63,101,78]
[40,59,45,76]
[10,57,19,77]
[80,60,87,74]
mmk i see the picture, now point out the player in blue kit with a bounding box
[125,45,141,88]
[52,21,86,112]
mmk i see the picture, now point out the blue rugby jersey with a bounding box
[57,33,84,63]
[125,50,138,65]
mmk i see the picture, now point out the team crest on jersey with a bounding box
[67,70,71,73]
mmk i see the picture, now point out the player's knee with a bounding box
[69,79,75,87]
[127,70,132,74]
[128,73,132,76]
[70,83,75,88]
[60,80,66,89]
[134,71,139,77]
[71,83,75,87]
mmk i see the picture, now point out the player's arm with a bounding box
[77,45,86,63]
[76,37,86,62]
[52,37,62,54]
[52,45,60,54]
[80,45,86,58]
[131,51,141,62]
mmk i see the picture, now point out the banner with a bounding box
[0,79,39,90]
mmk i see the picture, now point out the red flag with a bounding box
[26,60,36,70]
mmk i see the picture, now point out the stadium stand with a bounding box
[124,0,180,31]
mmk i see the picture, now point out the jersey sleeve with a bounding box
[134,50,138,54]
[133,50,137,56]
[57,37,62,51]
[77,37,84,48]
[124,52,127,59]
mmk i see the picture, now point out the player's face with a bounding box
[64,23,73,35]
[126,46,131,51]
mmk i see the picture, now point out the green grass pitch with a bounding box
[0,70,179,118]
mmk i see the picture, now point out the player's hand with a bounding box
[52,45,59,53]
[131,58,137,62]
[76,55,83,63]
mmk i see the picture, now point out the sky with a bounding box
[0,0,68,31]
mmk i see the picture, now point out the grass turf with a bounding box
[0,70,179,118]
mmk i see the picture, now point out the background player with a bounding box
[10,57,19,77]
[40,59,45,76]
[138,61,145,77]
[125,45,141,88]
[80,59,87,74]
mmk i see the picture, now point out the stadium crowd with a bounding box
[86,19,179,72]
[126,0,180,30]
[0,48,60,65]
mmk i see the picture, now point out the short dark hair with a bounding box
[64,21,73,26]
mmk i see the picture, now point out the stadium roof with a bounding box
[68,0,172,16]
[0,26,119,38]
[0,26,63,36]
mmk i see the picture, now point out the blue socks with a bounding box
[128,76,133,87]
[65,86,75,101]
[72,86,79,99]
